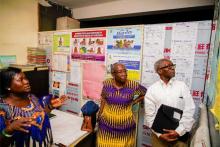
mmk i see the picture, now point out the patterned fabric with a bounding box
[0,94,53,147]
[97,79,147,147]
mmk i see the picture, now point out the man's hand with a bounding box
[159,129,179,142]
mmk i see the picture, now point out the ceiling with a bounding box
[49,0,119,9]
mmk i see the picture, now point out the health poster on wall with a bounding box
[82,63,105,100]
[106,26,143,81]
[141,24,166,88]
[52,53,70,72]
[70,61,81,84]
[53,32,71,53]
[71,30,106,61]
[191,21,211,103]
[38,32,53,46]
[60,82,81,114]
[38,32,53,67]
[205,21,217,103]
[52,71,67,97]
[170,22,198,88]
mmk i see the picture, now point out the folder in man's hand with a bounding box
[151,104,183,134]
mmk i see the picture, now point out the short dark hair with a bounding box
[0,67,21,97]
[111,62,125,74]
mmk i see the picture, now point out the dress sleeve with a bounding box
[0,110,6,132]
[38,94,53,108]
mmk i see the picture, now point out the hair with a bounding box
[154,58,172,73]
[0,67,21,97]
[110,62,125,74]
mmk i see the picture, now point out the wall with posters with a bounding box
[38,21,212,146]
[138,21,212,147]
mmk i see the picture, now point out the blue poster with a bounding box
[106,26,143,81]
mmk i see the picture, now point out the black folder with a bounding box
[151,104,189,142]
[152,104,183,133]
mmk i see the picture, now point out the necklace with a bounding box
[21,100,35,111]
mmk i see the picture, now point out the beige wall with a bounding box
[0,0,38,64]
[72,0,214,19]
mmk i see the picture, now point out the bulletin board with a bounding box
[38,21,212,146]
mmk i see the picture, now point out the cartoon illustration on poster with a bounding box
[71,30,106,61]
[106,26,143,81]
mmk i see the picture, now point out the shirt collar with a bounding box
[159,78,175,86]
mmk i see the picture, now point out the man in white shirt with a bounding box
[144,58,195,147]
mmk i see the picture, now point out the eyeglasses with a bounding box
[159,64,176,70]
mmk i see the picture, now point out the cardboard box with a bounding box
[56,16,80,30]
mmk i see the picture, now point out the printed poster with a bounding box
[71,30,106,61]
[106,26,143,81]
[52,71,67,97]
[60,82,81,114]
[170,22,198,88]
[38,32,53,46]
[142,24,166,87]
[70,61,82,84]
[205,20,217,104]
[53,32,71,53]
[52,53,70,72]
[0,55,16,68]
[191,21,211,100]
[82,63,105,100]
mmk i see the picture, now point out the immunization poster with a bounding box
[71,30,106,61]
[106,26,143,81]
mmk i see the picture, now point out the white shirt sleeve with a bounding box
[144,87,158,128]
[175,83,196,136]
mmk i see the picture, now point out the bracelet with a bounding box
[2,129,13,138]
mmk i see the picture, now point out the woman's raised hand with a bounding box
[50,95,67,108]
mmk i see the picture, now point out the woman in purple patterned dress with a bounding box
[97,63,147,147]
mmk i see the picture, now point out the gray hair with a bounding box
[111,62,125,74]
[154,58,172,73]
